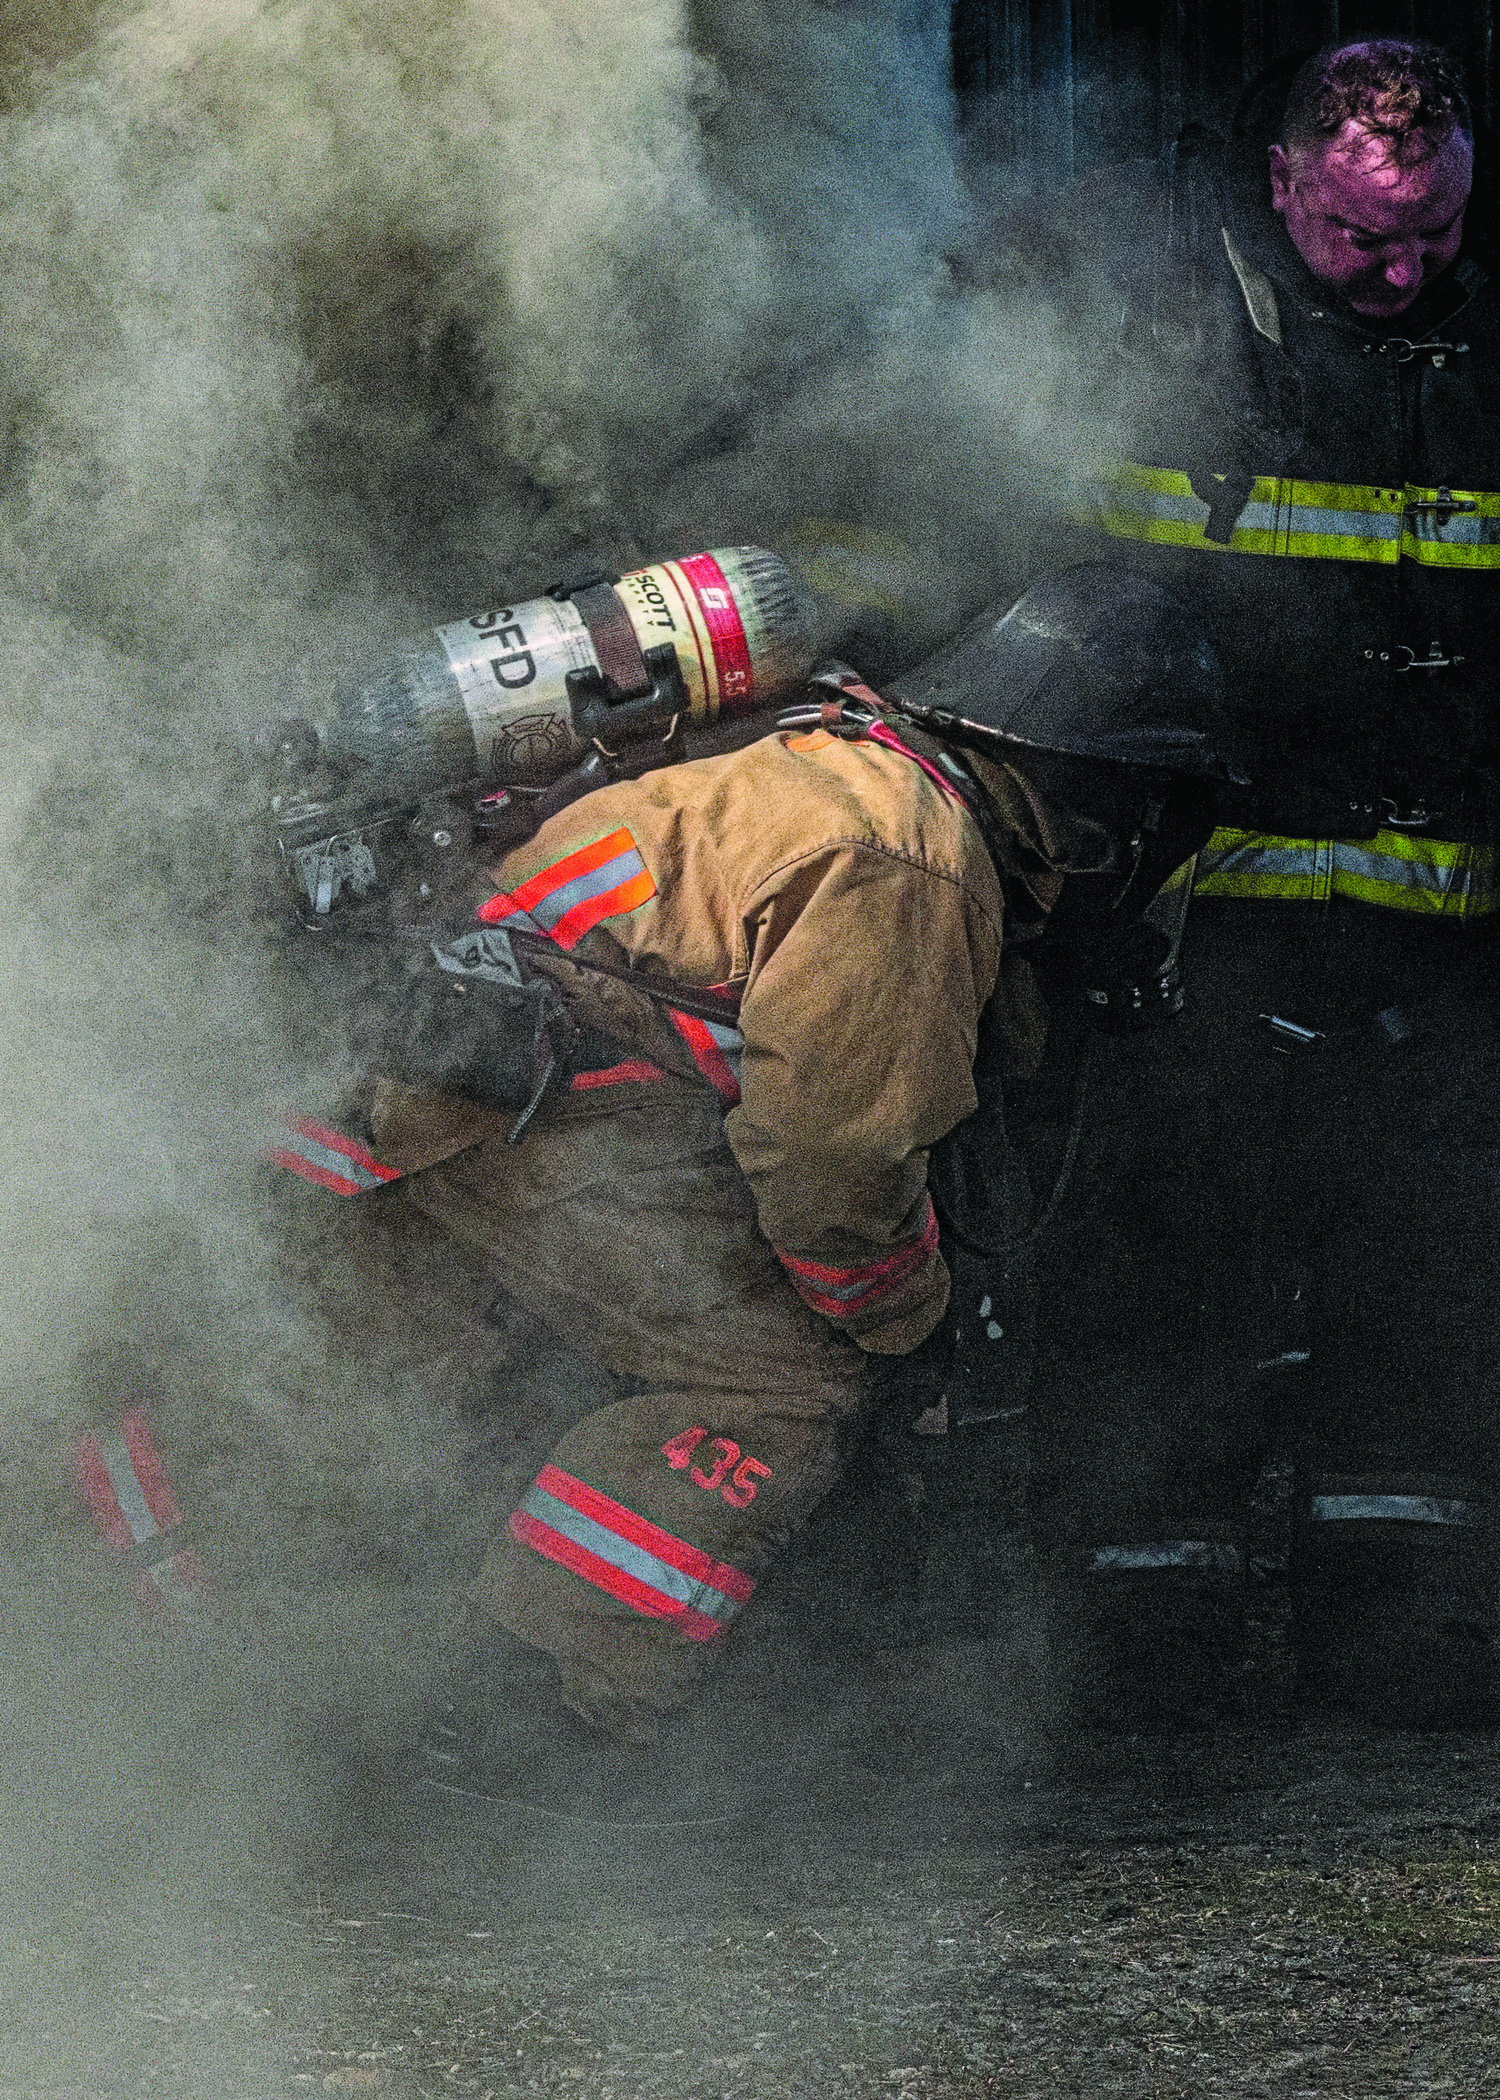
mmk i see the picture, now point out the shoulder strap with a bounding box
[787,664,1014,878]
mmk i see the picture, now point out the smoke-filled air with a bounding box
[0,0,1127,1893]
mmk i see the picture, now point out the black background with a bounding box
[950,0,1498,166]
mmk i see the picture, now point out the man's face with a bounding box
[1268,118,1473,316]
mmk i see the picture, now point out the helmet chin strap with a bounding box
[1104,816,1152,917]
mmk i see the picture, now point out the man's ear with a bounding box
[1268,143,1293,214]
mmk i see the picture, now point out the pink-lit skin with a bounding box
[1268,119,1473,317]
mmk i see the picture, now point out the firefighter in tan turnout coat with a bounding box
[351,565,1237,1815]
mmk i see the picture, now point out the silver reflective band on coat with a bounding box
[1309,1495,1476,1526]
[1195,827,1499,917]
[1089,1541,1244,1574]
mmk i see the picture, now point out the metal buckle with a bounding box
[1381,795,1444,829]
[1377,339,1469,367]
[1404,486,1478,528]
[1392,642,1464,673]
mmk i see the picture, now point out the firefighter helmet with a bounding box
[888,563,1245,786]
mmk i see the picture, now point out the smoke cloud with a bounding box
[0,0,1129,1909]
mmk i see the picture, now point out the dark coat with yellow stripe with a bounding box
[1101,68,1500,843]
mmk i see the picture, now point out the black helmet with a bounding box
[888,563,1245,786]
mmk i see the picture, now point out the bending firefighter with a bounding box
[284,564,1236,1815]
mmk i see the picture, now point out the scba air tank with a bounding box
[324,547,816,793]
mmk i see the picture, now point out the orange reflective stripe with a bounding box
[478,827,657,948]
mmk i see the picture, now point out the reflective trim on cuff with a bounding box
[776,1194,940,1320]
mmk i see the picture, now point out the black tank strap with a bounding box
[509,927,741,1026]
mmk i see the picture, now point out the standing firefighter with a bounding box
[1032,38,1500,1726]
[286,564,1234,1819]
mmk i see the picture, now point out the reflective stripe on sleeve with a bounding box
[1097,463,1500,569]
[1310,1494,1475,1526]
[1194,827,1498,917]
[776,1193,940,1320]
[268,1116,402,1195]
[508,1463,755,1642]
[669,1009,744,1103]
[478,827,656,949]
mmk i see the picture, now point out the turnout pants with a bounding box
[1030,900,1500,1535]
[396,1082,869,1739]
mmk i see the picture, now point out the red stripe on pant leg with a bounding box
[73,1435,134,1552]
[508,1509,725,1642]
[119,1410,181,1532]
[535,1465,756,1604]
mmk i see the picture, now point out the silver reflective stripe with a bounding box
[1107,485,1212,530]
[1310,1494,1475,1526]
[1104,484,1404,543]
[1237,499,1401,540]
[97,1436,159,1547]
[1090,1541,1243,1575]
[1194,831,1493,914]
[518,1483,742,1623]
[1334,844,1454,898]
[1201,841,1325,879]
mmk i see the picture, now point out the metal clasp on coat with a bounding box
[1259,1013,1325,1053]
[1393,640,1464,673]
[1373,338,1470,366]
[1405,486,1478,528]
[1381,794,1445,829]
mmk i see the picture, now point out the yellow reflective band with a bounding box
[1099,465,1500,570]
[1194,827,1499,918]
[780,516,916,621]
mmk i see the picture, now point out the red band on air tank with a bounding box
[678,551,756,715]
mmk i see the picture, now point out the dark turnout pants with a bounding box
[1029,899,1500,1542]
[397,1082,869,1741]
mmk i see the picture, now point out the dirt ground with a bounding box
[6,1194,1495,2100]
[5,1702,1499,2100]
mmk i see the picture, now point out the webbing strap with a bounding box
[1099,463,1500,569]
[571,581,653,698]
[1195,826,1498,917]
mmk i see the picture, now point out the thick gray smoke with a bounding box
[0,0,1124,1895]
